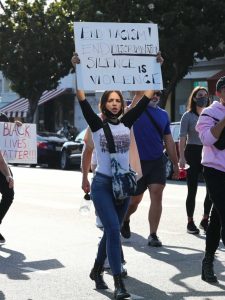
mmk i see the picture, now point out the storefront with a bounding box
[1,88,75,132]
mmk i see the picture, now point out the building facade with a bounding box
[174,57,225,121]
[0,71,18,107]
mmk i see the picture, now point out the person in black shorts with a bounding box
[121,91,179,247]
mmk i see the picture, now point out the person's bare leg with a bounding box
[124,194,143,221]
[148,184,165,235]
[121,194,144,238]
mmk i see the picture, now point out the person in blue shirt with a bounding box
[121,91,179,246]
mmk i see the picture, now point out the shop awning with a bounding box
[1,88,72,118]
[184,69,222,79]
[208,69,225,80]
[207,70,225,95]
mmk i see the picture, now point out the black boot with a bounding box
[113,274,130,299]
[89,260,108,289]
[202,253,218,283]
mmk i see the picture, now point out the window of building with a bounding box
[4,78,10,92]
[193,81,208,88]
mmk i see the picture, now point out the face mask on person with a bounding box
[149,99,160,108]
[103,108,123,119]
[195,97,208,108]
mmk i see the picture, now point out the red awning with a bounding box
[1,88,72,118]
[207,70,225,95]
[208,69,225,80]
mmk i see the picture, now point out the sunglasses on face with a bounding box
[196,94,208,97]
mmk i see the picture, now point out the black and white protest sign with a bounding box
[74,22,163,91]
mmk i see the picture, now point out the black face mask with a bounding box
[195,97,208,108]
[103,108,123,119]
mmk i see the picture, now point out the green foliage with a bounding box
[150,0,225,105]
[0,0,78,122]
[1,0,225,120]
[74,0,225,107]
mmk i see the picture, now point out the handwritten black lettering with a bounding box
[89,74,153,85]
[111,44,157,56]
[80,27,104,40]
[86,57,136,69]
[109,28,148,40]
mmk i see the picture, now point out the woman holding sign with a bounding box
[72,52,162,299]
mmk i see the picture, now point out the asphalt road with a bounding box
[0,166,224,300]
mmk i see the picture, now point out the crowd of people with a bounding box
[71,50,225,299]
[0,51,224,300]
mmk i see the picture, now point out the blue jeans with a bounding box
[91,172,130,275]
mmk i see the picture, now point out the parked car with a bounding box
[34,132,68,168]
[60,129,86,170]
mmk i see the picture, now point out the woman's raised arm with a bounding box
[71,53,86,101]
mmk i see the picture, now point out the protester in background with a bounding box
[121,89,179,247]
[72,50,159,299]
[196,76,225,283]
[179,87,212,234]
[0,112,15,243]
[57,120,78,140]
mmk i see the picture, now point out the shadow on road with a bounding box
[0,245,64,280]
[94,275,173,300]
[121,232,225,299]
[0,291,5,300]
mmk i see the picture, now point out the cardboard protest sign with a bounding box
[74,22,163,91]
[0,122,37,164]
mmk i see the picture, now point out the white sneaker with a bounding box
[95,216,103,229]
[121,264,128,277]
[103,258,110,269]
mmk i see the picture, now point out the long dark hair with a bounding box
[187,86,209,113]
[99,91,124,115]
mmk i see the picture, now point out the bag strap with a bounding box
[201,113,219,122]
[145,109,163,139]
[102,122,116,154]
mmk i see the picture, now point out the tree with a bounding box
[73,0,225,108]
[149,0,225,108]
[0,0,78,122]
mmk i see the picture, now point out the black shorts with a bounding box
[134,155,167,196]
